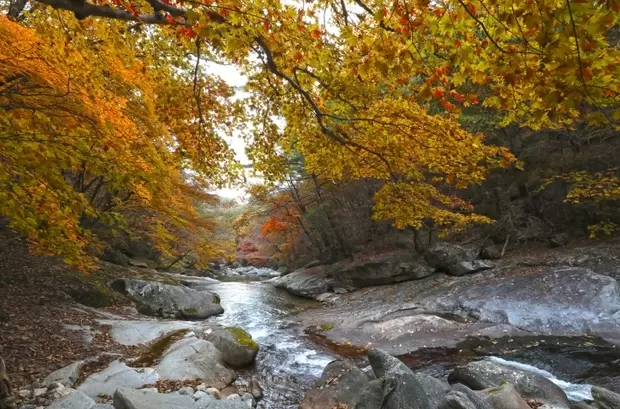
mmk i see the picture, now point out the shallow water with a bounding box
[199,278,335,408]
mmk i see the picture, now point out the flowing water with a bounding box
[193,275,335,408]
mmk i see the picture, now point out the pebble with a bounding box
[178,386,195,396]
[206,388,222,400]
[226,393,241,400]
[195,383,207,392]
[33,388,47,398]
[192,390,208,400]
[17,389,31,398]
[241,392,255,408]
[141,387,159,393]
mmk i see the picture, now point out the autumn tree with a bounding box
[2,0,619,266]
[0,11,240,268]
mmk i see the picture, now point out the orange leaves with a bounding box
[311,28,321,40]
[261,216,287,237]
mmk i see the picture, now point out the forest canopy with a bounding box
[0,0,618,268]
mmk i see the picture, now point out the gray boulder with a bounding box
[78,360,158,398]
[271,254,435,298]
[448,360,570,409]
[591,385,620,409]
[446,388,493,409]
[157,337,236,388]
[300,360,372,409]
[425,243,477,270]
[447,260,496,276]
[48,390,96,409]
[111,278,223,319]
[203,327,259,368]
[101,248,130,266]
[367,348,412,378]
[43,361,83,387]
[480,246,502,260]
[354,373,433,409]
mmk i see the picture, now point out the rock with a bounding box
[549,233,569,248]
[354,372,432,409]
[206,388,222,400]
[448,360,570,409]
[100,319,201,346]
[226,394,240,400]
[425,243,477,270]
[300,360,372,409]
[17,390,30,398]
[447,260,496,276]
[100,248,130,266]
[413,373,450,408]
[47,390,96,409]
[32,388,47,398]
[92,405,115,409]
[196,384,207,392]
[428,268,620,339]
[113,387,193,409]
[78,360,158,398]
[193,391,208,401]
[111,278,223,319]
[157,337,236,388]
[240,393,254,408]
[203,327,259,368]
[249,377,262,399]
[272,254,436,298]
[178,386,195,396]
[591,385,620,409]
[367,348,412,378]
[446,388,493,409]
[141,388,159,393]
[43,361,83,387]
[128,259,149,268]
[481,382,531,409]
[569,403,597,409]
[480,246,502,260]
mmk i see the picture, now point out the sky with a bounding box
[205,61,254,201]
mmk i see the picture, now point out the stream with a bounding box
[195,276,336,408]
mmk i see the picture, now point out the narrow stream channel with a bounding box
[197,277,336,408]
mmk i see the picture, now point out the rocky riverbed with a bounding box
[4,239,620,409]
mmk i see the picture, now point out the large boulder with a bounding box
[78,360,159,398]
[367,348,412,378]
[353,373,433,409]
[425,243,478,271]
[427,268,620,339]
[591,385,620,409]
[157,337,236,388]
[111,278,223,319]
[446,384,493,409]
[203,326,259,368]
[447,260,496,276]
[448,359,570,409]
[271,254,435,299]
[300,360,372,409]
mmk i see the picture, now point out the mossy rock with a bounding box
[319,322,335,331]
[226,326,259,350]
[204,325,259,368]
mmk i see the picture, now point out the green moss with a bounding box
[319,322,335,331]
[133,329,189,367]
[212,293,221,304]
[181,307,199,317]
[226,326,258,350]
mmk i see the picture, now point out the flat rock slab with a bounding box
[157,337,236,388]
[114,388,248,409]
[78,360,159,398]
[98,319,207,346]
[426,268,620,338]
